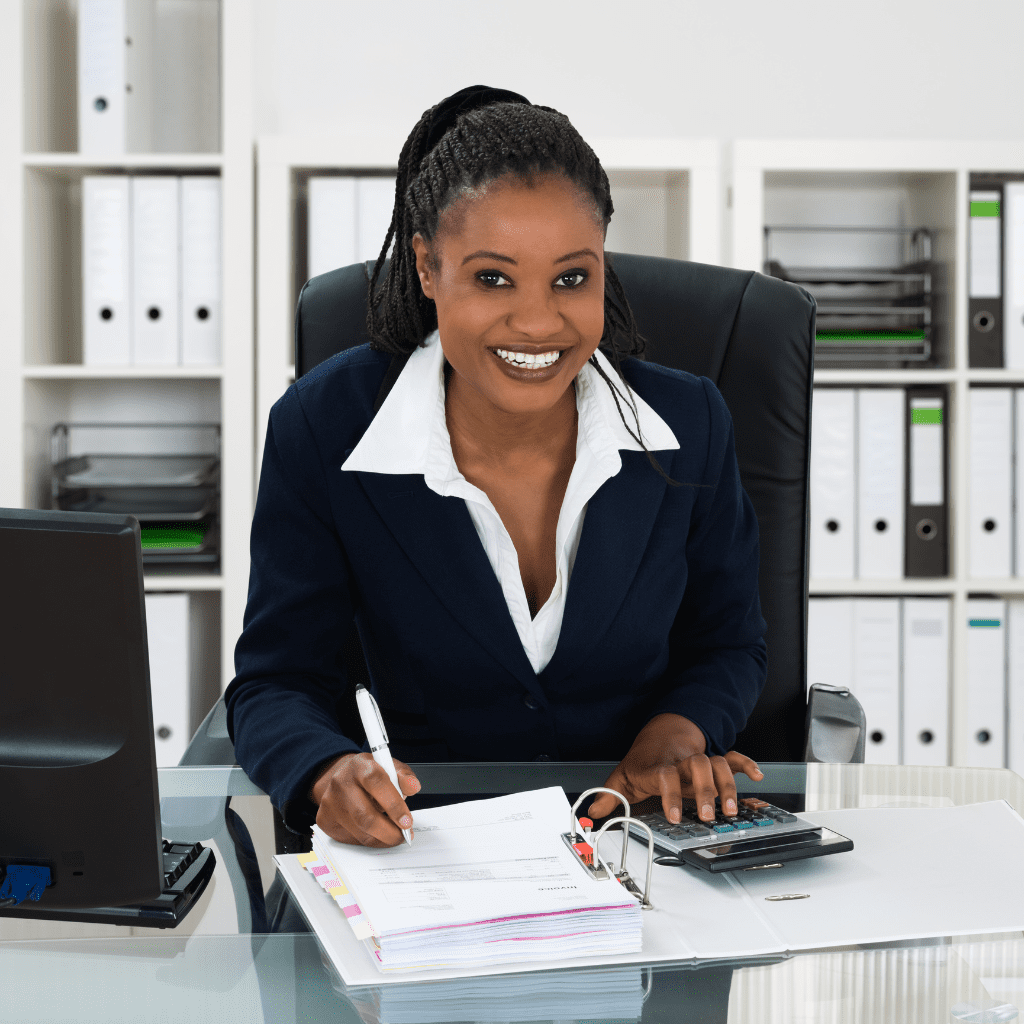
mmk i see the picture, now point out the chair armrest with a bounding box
[803,684,866,764]
[179,696,238,766]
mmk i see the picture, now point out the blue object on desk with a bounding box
[0,865,50,905]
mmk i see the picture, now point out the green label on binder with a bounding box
[141,523,208,549]
[911,408,943,425]
[816,330,927,343]
[968,619,1001,628]
[970,201,1001,217]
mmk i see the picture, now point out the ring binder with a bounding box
[561,788,655,910]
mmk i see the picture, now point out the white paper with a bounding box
[901,598,951,767]
[180,177,221,365]
[969,388,1013,578]
[132,176,180,365]
[731,801,1024,950]
[144,592,189,767]
[83,176,131,365]
[857,388,904,579]
[280,799,1024,988]
[809,389,856,579]
[966,598,1007,769]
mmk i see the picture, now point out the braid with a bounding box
[365,99,682,488]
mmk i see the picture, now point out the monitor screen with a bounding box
[0,508,163,909]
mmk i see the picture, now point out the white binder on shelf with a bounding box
[131,176,180,365]
[856,388,904,579]
[901,598,950,767]
[851,599,901,765]
[180,176,222,365]
[968,388,1013,578]
[356,176,397,265]
[1006,183,1024,370]
[77,0,154,154]
[144,592,190,768]
[806,597,854,693]
[308,177,357,280]
[965,599,1007,769]
[82,176,132,365]
[1009,600,1024,777]
[809,389,856,579]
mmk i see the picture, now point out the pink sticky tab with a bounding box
[311,865,330,877]
[343,903,362,918]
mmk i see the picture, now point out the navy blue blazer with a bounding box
[225,344,768,831]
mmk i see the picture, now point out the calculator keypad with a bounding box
[630,797,812,854]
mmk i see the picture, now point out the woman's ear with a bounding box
[411,232,437,300]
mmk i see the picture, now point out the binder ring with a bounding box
[594,816,655,910]
[570,788,630,869]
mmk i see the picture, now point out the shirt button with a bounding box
[523,695,540,711]
[534,754,552,762]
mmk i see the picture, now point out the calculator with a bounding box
[627,797,853,874]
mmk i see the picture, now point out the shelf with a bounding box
[813,369,957,384]
[143,574,224,592]
[967,369,1024,384]
[810,579,956,595]
[23,153,223,169]
[24,365,224,379]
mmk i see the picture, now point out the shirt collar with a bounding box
[341,329,679,477]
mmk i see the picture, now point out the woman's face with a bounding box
[411,172,606,419]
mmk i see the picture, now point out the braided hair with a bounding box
[364,96,682,487]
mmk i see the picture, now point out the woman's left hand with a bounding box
[586,712,763,824]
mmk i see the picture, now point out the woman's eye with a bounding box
[477,271,510,287]
[557,270,588,288]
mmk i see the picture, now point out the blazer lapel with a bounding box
[353,470,543,694]
[541,450,669,681]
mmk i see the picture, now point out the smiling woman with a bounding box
[225,85,769,852]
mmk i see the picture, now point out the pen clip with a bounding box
[365,688,389,746]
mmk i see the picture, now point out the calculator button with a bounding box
[734,821,755,830]
[752,817,774,826]
[712,823,736,833]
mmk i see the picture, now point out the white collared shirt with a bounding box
[342,329,679,674]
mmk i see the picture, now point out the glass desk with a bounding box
[2,762,1024,1023]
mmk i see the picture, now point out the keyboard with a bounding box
[627,798,853,873]
[0,840,216,928]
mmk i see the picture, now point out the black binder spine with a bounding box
[968,184,1004,368]
[904,386,949,577]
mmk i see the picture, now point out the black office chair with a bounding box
[184,252,864,771]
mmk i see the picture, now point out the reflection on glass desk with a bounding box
[2,763,1023,1023]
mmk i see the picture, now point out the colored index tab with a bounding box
[969,619,1002,628]
[296,852,318,866]
[912,407,943,425]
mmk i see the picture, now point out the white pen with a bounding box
[354,684,413,845]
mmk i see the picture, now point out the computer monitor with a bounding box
[0,507,164,909]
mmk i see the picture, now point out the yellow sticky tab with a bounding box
[296,852,318,866]
[328,885,348,897]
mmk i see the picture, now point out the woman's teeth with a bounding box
[495,349,562,369]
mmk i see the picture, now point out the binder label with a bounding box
[910,399,943,507]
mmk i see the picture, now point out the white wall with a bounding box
[253,0,1024,143]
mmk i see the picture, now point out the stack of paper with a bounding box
[302,787,642,973]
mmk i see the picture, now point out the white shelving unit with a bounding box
[255,134,721,480]
[731,139,1024,767]
[3,2,254,736]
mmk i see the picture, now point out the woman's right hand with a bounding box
[310,753,421,846]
